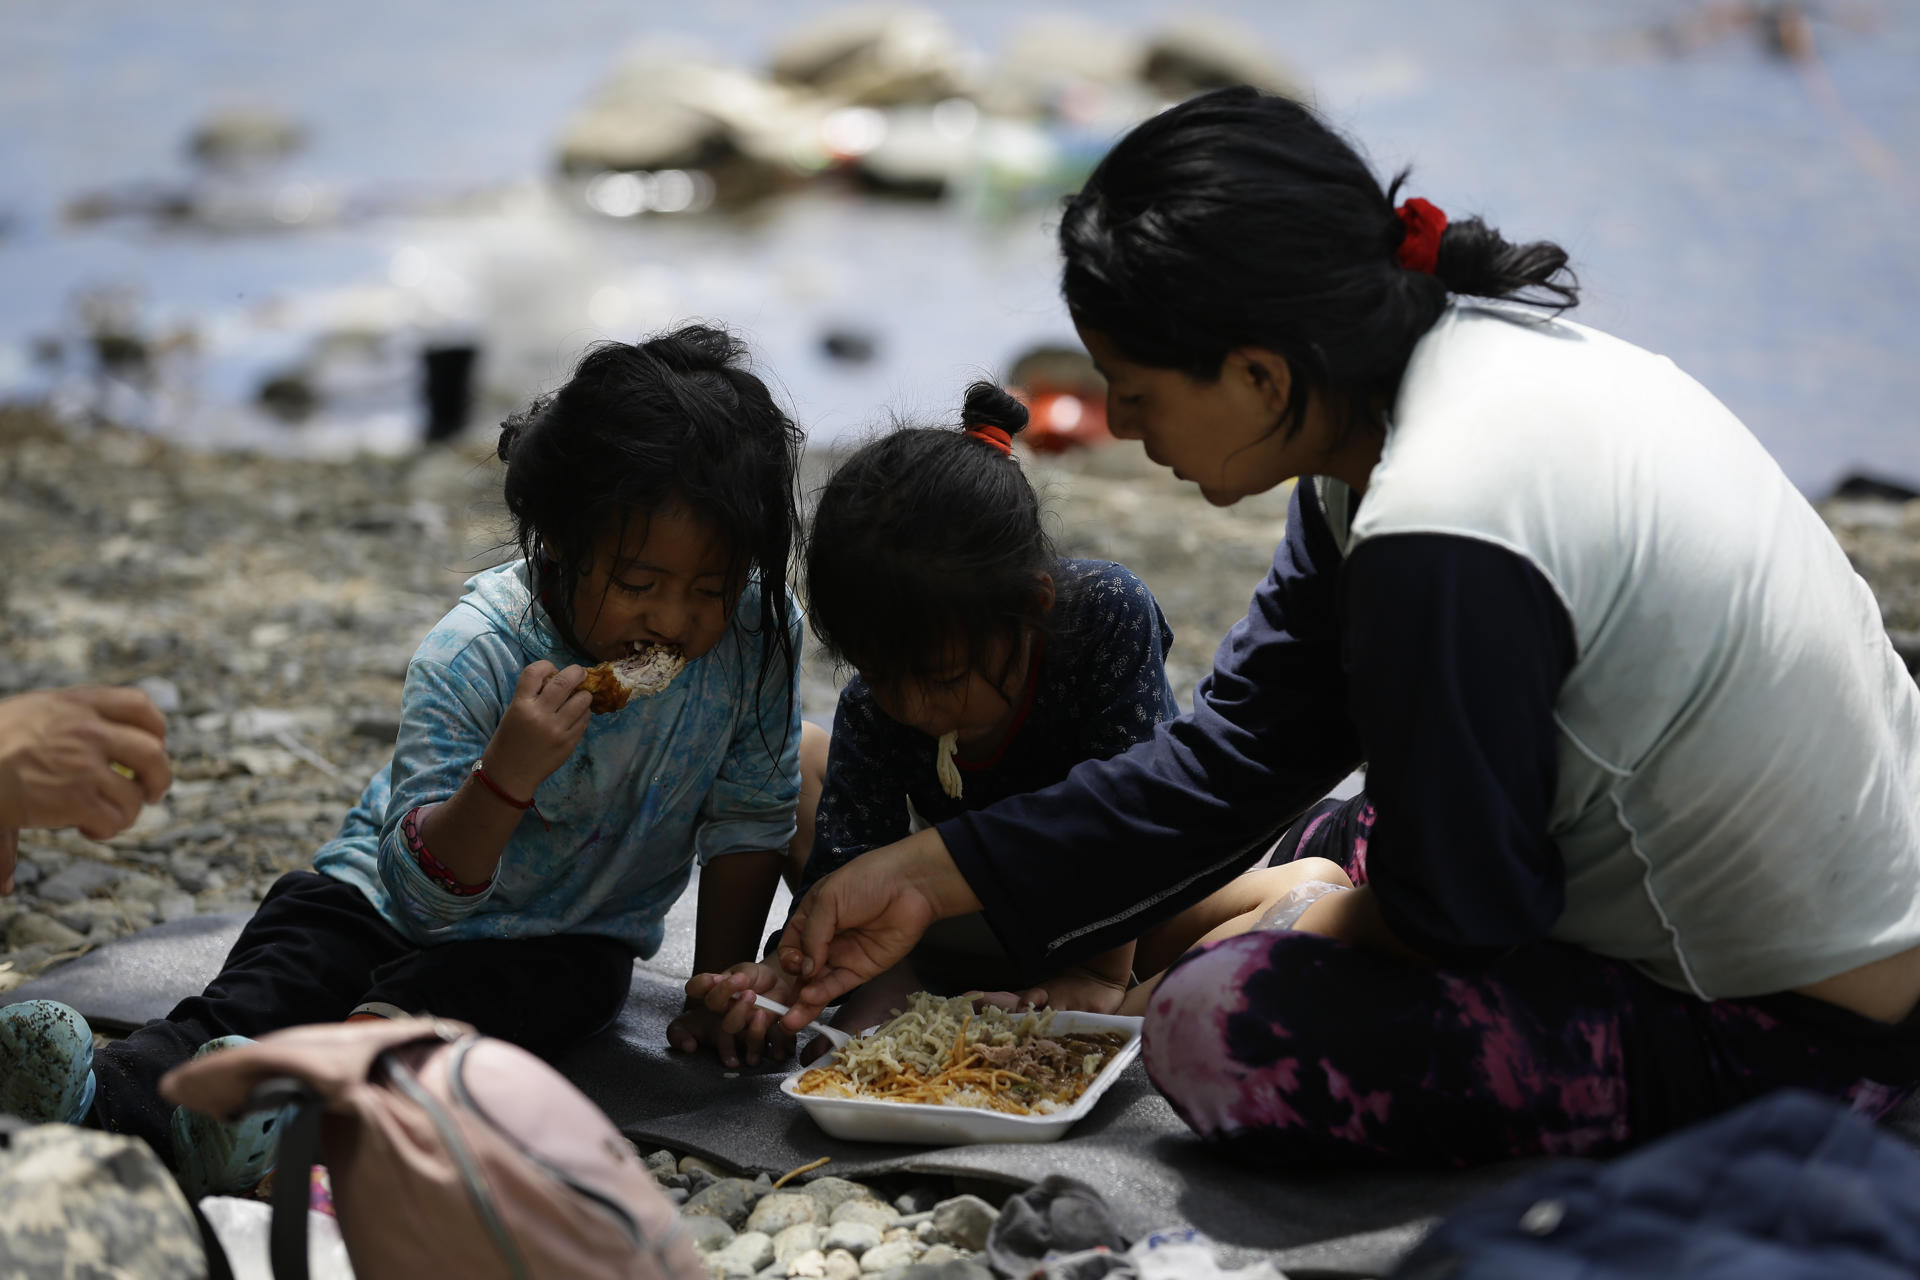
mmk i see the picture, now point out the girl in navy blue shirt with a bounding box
[689,382,1350,1044]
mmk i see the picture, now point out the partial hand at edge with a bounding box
[773,827,979,1029]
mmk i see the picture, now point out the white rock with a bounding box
[711,1231,775,1277]
[829,1199,898,1231]
[857,1239,916,1273]
[784,1248,828,1278]
[821,1251,862,1280]
[7,913,87,951]
[772,1222,823,1265]
[820,1220,881,1257]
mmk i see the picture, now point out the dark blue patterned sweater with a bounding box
[800,559,1176,897]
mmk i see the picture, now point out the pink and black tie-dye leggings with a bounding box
[1143,796,1920,1168]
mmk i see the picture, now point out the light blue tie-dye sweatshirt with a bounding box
[313,559,801,958]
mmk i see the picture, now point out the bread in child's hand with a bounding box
[580,643,687,714]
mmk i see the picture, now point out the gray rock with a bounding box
[927,1196,996,1252]
[7,913,87,951]
[710,1230,774,1277]
[820,1221,882,1258]
[772,1222,823,1265]
[683,1213,736,1252]
[34,860,123,904]
[801,1177,873,1217]
[9,859,43,889]
[155,892,200,922]
[829,1199,899,1231]
[150,821,225,851]
[680,1154,733,1179]
[686,1176,762,1229]
[168,853,216,893]
[857,1239,918,1273]
[822,1251,863,1280]
[113,870,170,901]
[892,1261,992,1280]
[747,1193,820,1236]
[644,1148,679,1181]
[134,676,182,712]
[666,1187,689,1206]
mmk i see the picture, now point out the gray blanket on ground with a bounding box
[18,881,1917,1275]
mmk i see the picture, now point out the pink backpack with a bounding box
[162,1017,703,1280]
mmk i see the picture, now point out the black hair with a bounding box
[495,322,802,733]
[1060,86,1579,443]
[806,382,1056,695]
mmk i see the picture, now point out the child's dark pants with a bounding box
[92,870,635,1165]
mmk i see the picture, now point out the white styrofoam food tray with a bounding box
[779,1011,1144,1145]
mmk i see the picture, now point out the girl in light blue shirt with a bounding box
[0,323,807,1198]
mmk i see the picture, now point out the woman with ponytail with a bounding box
[771,88,1920,1166]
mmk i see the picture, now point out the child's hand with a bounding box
[481,661,590,799]
[672,962,796,1068]
[1010,966,1130,1015]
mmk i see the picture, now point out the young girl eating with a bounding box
[686,382,1349,1048]
[771,88,1920,1168]
[0,324,805,1195]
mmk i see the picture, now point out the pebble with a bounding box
[34,860,123,904]
[710,1231,775,1277]
[748,1193,821,1236]
[785,1248,829,1278]
[644,1149,679,1182]
[928,1196,997,1252]
[680,1154,733,1179]
[7,913,87,951]
[821,1251,863,1280]
[771,1222,823,1265]
[821,1221,882,1258]
[687,1177,763,1230]
[857,1239,918,1273]
[830,1199,899,1231]
[801,1177,874,1217]
[683,1214,736,1252]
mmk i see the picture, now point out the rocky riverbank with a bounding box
[2,405,1916,994]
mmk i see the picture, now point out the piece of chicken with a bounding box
[579,643,687,714]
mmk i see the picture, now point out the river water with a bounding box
[2,1,1916,490]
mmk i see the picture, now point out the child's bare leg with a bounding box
[1121,858,1352,1016]
[783,721,830,891]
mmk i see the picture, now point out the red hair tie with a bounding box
[1394,198,1448,275]
[965,423,1013,457]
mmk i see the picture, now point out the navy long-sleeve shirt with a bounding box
[938,480,1576,981]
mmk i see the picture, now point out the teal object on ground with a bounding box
[0,998,98,1125]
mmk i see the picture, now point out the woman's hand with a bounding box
[0,686,171,839]
[481,662,590,798]
[775,829,980,1029]
[673,962,796,1068]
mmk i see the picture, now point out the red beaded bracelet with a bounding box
[472,762,550,831]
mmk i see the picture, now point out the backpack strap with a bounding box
[242,1076,323,1280]
[189,1197,239,1280]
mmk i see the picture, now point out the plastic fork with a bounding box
[752,994,852,1051]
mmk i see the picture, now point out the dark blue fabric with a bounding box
[941,479,1575,982]
[1393,1089,1920,1279]
[1341,533,1575,964]
[804,559,1177,897]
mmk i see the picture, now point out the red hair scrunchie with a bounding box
[1394,197,1448,275]
[965,423,1013,457]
